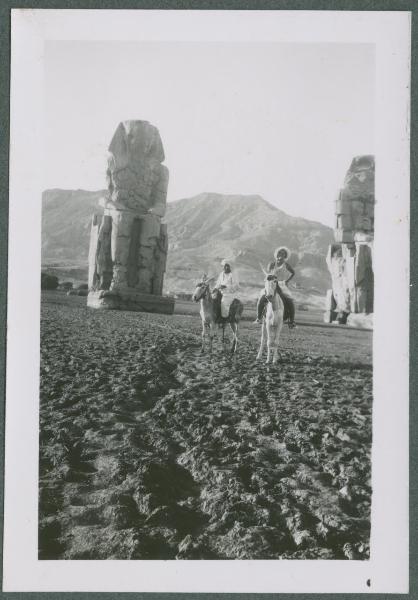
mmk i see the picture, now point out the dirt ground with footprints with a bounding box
[39,292,372,560]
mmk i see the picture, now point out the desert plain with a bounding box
[39,292,372,560]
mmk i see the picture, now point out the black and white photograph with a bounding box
[3,9,410,593]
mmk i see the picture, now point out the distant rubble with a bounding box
[41,272,59,290]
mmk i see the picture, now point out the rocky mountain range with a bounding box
[42,189,333,305]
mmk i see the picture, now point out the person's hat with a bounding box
[274,246,290,259]
[221,258,232,267]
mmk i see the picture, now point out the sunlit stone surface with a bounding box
[324,156,374,326]
[87,121,174,314]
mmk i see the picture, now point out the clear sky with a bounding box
[44,41,375,227]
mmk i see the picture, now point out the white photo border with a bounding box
[3,9,411,593]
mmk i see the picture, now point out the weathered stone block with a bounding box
[335,193,352,215]
[140,213,161,246]
[337,214,352,230]
[326,244,351,313]
[342,155,374,198]
[126,218,142,288]
[324,289,336,312]
[323,310,332,324]
[110,265,128,289]
[96,216,113,290]
[88,214,113,291]
[354,232,373,243]
[326,156,374,322]
[364,201,375,217]
[139,245,154,259]
[354,243,373,312]
[87,120,173,313]
[352,215,372,231]
[88,214,102,289]
[137,267,153,292]
[112,236,130,266]
[87,289,175,314]
[108,121,164,170]
[108,209,135,238]
[334,229,354,243]
[346,313,373,329]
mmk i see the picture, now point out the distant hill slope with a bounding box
[42,190,333,304]
[42,189,106,263]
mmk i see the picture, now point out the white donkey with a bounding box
[256,271,284,363]
[192,274,217,353]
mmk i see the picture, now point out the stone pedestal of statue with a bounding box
[87,120,174,314]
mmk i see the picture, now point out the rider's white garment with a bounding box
[216,271,240,317]
[268,262,293,298]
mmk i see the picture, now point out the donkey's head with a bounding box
[258,262,278,302]
[264,274,278,302]
[192,274,214,302]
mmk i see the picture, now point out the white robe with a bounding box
[216,271,240,317]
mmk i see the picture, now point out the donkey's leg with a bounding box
[272,318,284,363]
[271,326,278,363]
[229,322,238,354]
[272,345,279,363]
[209,323,214,353]
[267,325,277,364]
[257,322,266,360]
[201,322,206,353]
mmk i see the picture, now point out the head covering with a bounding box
[221,258,232,267]
[274,246,290,260]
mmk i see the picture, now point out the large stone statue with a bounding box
[324,156,374,327]
[87,120,174,314]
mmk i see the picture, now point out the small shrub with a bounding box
[41,272,59,290]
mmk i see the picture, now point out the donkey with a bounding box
[256,273,284,364]
[192,275,217,353]
[211,289,244,354]
[192,274,244,354]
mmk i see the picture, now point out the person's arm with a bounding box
[285,262,295,284]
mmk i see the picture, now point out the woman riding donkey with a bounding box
[254,246,297,328]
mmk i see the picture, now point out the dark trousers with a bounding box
[257,292,295,322]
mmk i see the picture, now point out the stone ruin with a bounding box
[87,120,175,314]
[324,155,374,327]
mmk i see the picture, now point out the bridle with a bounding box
[265,275,278,302]
[193,281,210,302]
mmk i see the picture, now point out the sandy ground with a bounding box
[39,293,372,560]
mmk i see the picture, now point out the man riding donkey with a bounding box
[254,246,297,328]
[213,259,240,323]
[192,259,242,354]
